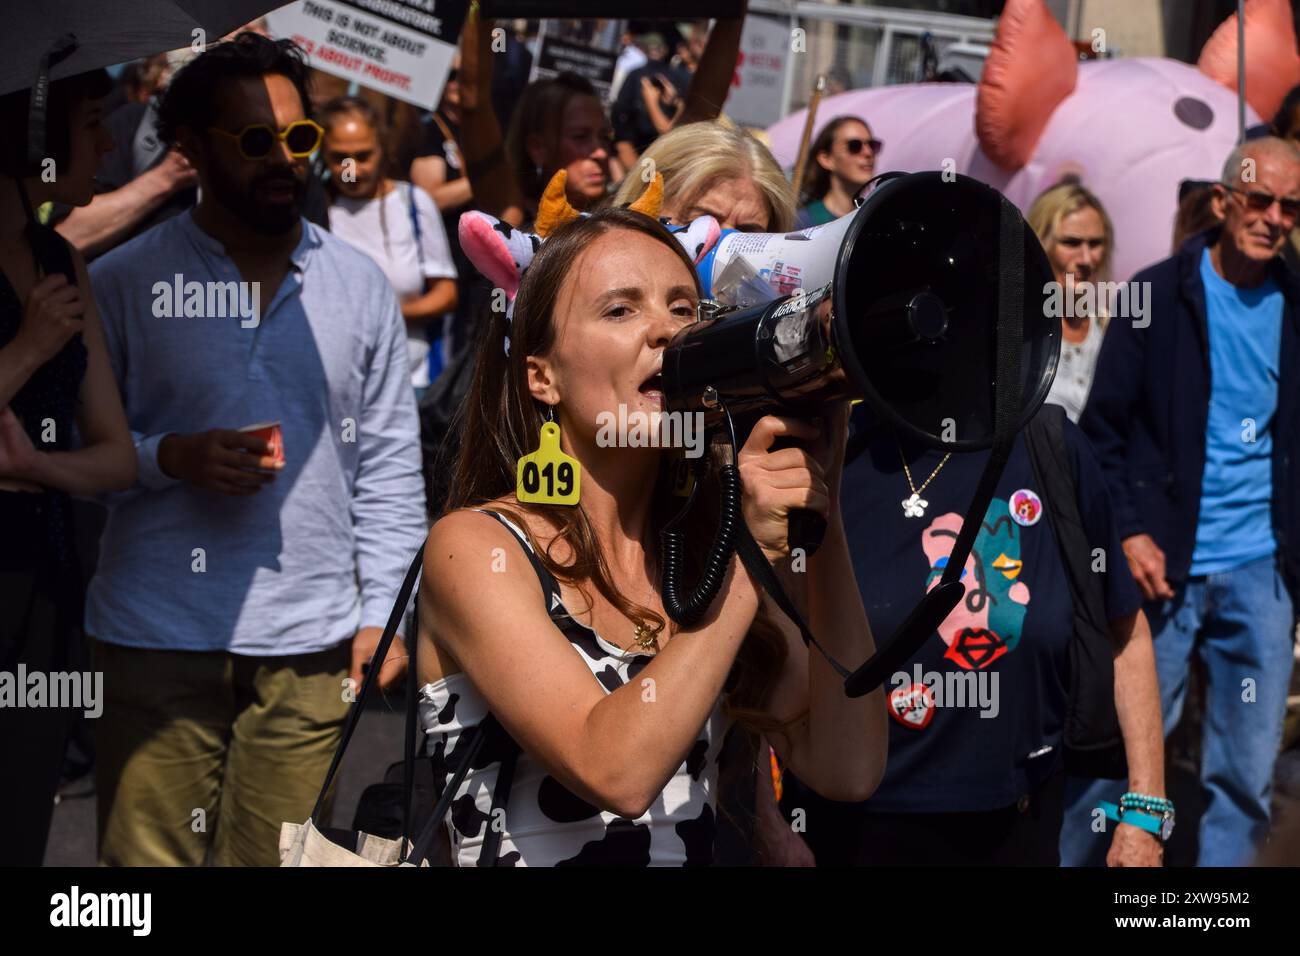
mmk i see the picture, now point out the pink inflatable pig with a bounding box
[766,0,1300,281]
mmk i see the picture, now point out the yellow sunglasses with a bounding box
[208,119,324,160]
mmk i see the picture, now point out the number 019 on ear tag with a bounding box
[517,421,581,505]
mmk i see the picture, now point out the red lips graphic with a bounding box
[944,627,1008,670]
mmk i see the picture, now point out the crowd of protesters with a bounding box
[1,6,1298,869]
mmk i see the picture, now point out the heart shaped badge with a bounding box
[888,682,936,730]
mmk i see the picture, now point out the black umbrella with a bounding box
[4,0,294,95]
[6,0,294,165]
[5,0,292,273]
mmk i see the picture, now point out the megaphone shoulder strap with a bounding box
[842,194,1026,697]
[734,522,852,678]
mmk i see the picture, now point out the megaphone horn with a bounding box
[665,171,1059,451]
[659,172,1060,697]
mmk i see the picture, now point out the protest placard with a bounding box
[266,0,468,110]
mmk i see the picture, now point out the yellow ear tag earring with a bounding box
[517,406,581,505]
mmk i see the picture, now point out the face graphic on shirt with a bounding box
[921,501,1031,670]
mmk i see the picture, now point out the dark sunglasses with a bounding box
[843,137,883,155]
[209,119,324,160]
[1225,185,1300,219]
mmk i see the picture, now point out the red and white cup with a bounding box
[240,421,285,468]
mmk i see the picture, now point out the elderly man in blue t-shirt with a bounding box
[1067,137,1300,866]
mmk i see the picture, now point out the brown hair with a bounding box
[1172,183,1220,251]
[320,95,393,179]
[504,73,602,207]
[0,68,112,178]
[799,115,869,207]
[443,206,796,751]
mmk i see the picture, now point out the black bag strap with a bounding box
[399,572,420,860]
[402,507,554,865]
[1023,405,1112,638]
[406,713,519,866]
[477,730,519,867]
[1024,404,1124,769]
[310,511,541,864]
[310,541,425,825]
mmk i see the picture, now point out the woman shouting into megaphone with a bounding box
[414,206,885,866]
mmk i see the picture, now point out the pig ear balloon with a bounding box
[765,0,1289,283]
[975,0,1077,171]
[1198,0,1300,122]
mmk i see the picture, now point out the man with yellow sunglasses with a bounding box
[208,117,325,162]
[84,32,425,869]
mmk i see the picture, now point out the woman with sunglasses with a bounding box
[1027,180,1117,423]
[321,96,458,399]
[796,116,881,229]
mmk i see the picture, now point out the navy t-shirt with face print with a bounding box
[830,408,1142,813]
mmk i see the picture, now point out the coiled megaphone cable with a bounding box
[659,400,855,682]
[660,400,742,626]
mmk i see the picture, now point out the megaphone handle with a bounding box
[787,509,827,556]
[769,435,827,556]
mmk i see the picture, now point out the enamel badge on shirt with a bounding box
[888,682,936,730]
[1009,489,1043,527]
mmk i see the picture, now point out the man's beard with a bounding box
[207,162,306,235]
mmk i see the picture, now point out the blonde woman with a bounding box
[611,120,796,233]
[1027,181,1116,422]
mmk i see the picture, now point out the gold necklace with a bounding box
[899,445,952,518]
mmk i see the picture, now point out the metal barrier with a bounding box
[746,1,996,115]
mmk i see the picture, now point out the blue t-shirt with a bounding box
[1190,249,1282,575]
[817,412,1141,813]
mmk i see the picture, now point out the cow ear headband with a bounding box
[457,169,722,356]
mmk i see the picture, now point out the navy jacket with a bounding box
[1079,228,1300,596]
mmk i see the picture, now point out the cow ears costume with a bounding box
[457,169,723,354]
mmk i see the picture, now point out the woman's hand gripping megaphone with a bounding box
[737,403,851,563]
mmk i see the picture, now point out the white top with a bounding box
[419,511,731,866]
[328,183,457,388]
[610,44,649,100]
[1046,315,1107,423]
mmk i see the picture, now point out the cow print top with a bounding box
[418,509,731,866]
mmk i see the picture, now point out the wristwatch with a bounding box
[1099,800,1175,841]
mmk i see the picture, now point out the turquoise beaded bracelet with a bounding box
[1120,792,1174,814]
